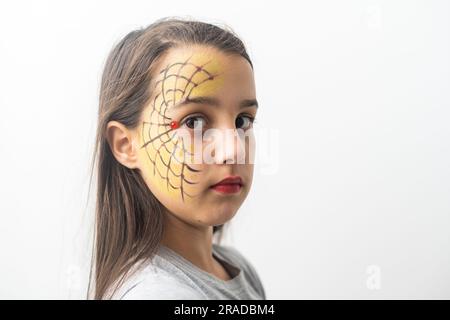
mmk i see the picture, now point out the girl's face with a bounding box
[136,45,257,228]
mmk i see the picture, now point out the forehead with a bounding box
[150,45,255,101]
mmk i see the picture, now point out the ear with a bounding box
[106,120,140,169]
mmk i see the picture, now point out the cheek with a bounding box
[242,130,256,164]
[139,125,205,204]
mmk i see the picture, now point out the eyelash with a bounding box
[180,114,257,130]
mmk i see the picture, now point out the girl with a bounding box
[88,17,265,300]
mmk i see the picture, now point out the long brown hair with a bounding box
[87,16,254,299]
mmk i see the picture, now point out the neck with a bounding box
[160,212,216,273]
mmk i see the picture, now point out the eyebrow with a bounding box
[172,96,258,110]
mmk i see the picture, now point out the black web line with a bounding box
[140,56,219,201]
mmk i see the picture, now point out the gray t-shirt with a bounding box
[111,243,266,300]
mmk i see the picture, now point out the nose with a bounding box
[210,126,246,165]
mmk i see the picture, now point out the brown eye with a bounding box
[182,116,206,130]
[236,115,255,130]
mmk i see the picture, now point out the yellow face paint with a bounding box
[139,47,226,202]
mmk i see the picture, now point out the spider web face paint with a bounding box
[140,52,225,203]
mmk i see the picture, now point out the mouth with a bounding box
[210,176,243,194]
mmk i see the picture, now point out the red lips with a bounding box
[211,176,243,187]
[210,176,243,194]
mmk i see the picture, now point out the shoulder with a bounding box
[112,257,205,300]
[120,274,204,300]
[213,244,266,299]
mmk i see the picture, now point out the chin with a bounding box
[208,206,239,226]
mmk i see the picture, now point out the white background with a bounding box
[0,0,449,299]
